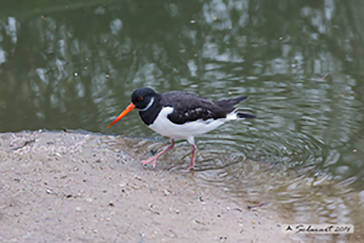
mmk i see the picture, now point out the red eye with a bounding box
[138,96,143,101]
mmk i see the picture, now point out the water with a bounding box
[0,0,364,240]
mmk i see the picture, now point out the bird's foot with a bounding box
[179,165,194,171]
[141,156,158,168]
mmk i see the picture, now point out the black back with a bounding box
[160,91,248,125]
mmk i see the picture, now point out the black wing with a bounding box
[160,91,244,125]
[215,96,247,112]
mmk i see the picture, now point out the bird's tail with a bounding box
[226,109,256,120]
[237,112,256,119]
[217,96,256,119]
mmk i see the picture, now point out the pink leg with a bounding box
[141,139,175,167]
[181,144,197,171]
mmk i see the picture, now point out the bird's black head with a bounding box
[131,87,158,110]
[106,87,159,129]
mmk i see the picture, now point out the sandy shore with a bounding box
[0,131,300,242]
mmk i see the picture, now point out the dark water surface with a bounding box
[1,0,364,240]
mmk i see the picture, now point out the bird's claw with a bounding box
[179,165,194,172]
[141,156,158,168]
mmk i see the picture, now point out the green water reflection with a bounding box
[0,0,363,240]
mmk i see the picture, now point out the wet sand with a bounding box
[0,131,300,242]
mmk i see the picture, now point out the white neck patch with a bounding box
[139,97,154,111]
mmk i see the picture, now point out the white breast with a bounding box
[148,107,227,142]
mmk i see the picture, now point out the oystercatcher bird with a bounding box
[107,87,255,170]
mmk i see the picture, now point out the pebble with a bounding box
[164,189,171,196]
[119,182,127,187]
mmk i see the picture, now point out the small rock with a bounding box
[166,230,177,238]
[164,189,172,196]
[195,219,205,225]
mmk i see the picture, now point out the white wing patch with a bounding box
[226,112,238,120]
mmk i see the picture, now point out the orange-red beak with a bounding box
[107,102,135,128]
